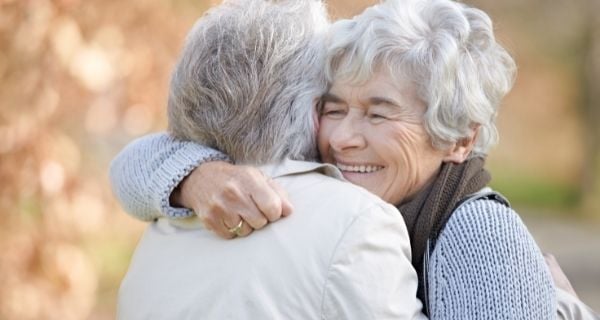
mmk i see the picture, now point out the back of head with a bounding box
[168,0,329,164]
[326,0,516,156]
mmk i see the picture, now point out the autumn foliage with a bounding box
[0,0,201,318]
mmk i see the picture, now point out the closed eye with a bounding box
[321,102,347,119]
[368,113,387,119]
[367,111,390,123]
[323,109,345,115]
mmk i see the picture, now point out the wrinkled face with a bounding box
[318,70,450,205]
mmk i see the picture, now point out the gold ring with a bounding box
[227,220,244,237]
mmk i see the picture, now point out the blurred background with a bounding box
[1,0,598,318]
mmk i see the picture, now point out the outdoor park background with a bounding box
[1,0,599,318]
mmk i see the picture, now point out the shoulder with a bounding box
[443,198,526,245]
[434,198,541,272]
[285,172,411,267]
[427,198,556,319]
[318,182,420,319]
[276,168,410,265]
[284,171,403,223]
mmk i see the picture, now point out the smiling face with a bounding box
[318,70,456,205]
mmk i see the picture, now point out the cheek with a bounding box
[380,124,433,180]
[391,126,445,191]
[384,124,427,160]
[317,119,332,159]
[394,122,429,143]
[312,108,320,135]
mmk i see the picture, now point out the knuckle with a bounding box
[240,211,263,225]
[254,217,268,229]
[208,195,232,213]
[205,194,223,210]
[263,200,282,221]
[222,181,243,199]
[245,214,267,229]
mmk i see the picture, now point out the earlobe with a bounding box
[443,145,471,163]
[443,126,480,164]
[443,149,468,164]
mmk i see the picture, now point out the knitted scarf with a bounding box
[398,156,491,306]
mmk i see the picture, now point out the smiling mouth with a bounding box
[336,163,384,173]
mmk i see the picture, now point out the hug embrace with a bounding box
[110,0,599,319]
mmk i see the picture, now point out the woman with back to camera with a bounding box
[111,0,599,318]
[118,0,426,318]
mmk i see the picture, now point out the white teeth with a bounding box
[336,163,383,173]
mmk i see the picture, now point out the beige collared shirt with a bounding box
[118,159,426,320]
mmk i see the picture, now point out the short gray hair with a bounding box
[325,0,516,156]
[168,0,329,164]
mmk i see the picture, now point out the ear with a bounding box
[443,125,480,164]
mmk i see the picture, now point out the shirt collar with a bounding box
[258,159,345,181]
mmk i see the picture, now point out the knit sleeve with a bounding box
[427,200,556,319]
[109,132,230,221]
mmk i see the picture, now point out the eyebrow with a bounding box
[321,92,344,103]
[322,93,402,109]
[368,96,401,108]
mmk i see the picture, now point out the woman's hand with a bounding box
[170,161,293,239]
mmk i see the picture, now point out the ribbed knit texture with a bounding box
[428,200,556,319]
[109,133,230,221]
[398,157,491,307]
[110,132,557,318]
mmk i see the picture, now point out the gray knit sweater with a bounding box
[110,132,557,319]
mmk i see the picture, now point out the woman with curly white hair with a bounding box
[112,0,599,318]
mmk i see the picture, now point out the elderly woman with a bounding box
[111,0,598,318]
[116,0,425,318]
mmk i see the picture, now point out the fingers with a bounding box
[200,211,237,239]
[249,182,284,223]
[266,178,293,217]
[200,184,265,238]
[220,174,269,229]
[182,162,292,239]
[201,212,254,239]
[244,170,291,222]
[221,218,253,238]
[233,219,253,237]
[199,196,260,239]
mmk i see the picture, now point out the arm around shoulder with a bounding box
[321,202,426,320]
[109,132,229,221]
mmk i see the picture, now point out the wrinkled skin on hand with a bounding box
[170,161,293,239]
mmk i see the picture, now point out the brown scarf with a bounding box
[398,156,491,302]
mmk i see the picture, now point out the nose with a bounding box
[328,116,366,153]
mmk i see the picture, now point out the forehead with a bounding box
[328,69,421,106]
